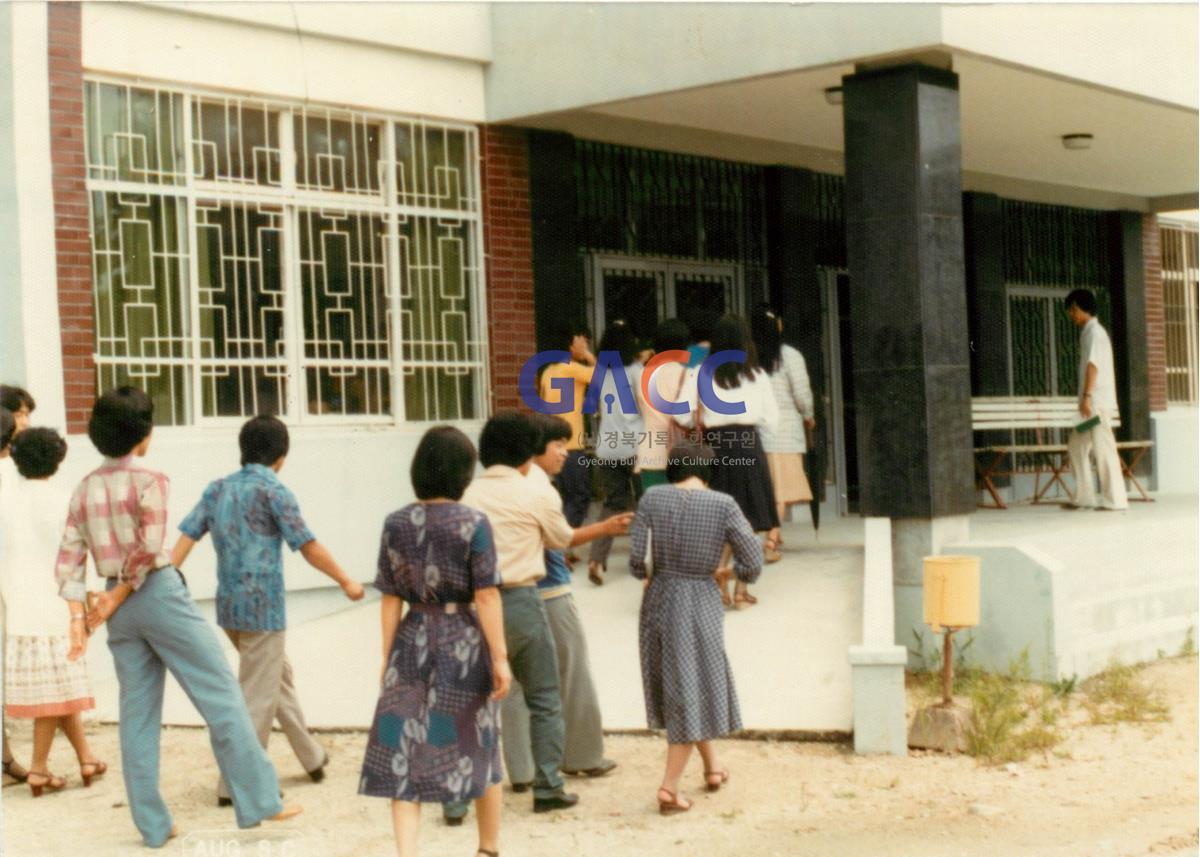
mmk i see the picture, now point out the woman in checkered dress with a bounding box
[629,441,762,815]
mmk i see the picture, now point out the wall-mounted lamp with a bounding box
[1061,133,1094,151]
[824,86,844,106]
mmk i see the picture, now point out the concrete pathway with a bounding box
[86,494,1196,734]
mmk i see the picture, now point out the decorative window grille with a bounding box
[1160,221,1199,405]
[83,78,486,426]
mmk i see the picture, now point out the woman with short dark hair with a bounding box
[629,440,762,816]
[1,428,105,797]
[360,425,513,857]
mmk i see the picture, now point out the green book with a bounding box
[1074,414,1101,433]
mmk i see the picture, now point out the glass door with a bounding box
[589,255,740,346]
[665,264,739,344]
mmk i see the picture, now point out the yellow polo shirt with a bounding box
[539,361,594,451]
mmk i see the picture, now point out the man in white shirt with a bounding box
[1064,289,1128,511]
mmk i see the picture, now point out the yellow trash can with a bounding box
[923,555,981,632]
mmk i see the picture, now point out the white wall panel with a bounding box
[83,2,486,122]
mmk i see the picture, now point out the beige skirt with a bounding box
[4,635,95,718]
[767,453,812,506]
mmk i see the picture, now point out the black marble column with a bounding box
[963,193,1008,397]
[963,192,1012,484]
[528,129,583,351]
[1106,210,1152,475]
[766,166,825,502]
[842,64,975,518]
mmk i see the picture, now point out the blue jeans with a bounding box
[106,568,283,847]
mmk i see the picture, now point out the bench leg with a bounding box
[1120,447,1154,503]
[975,451,1008,509]
[1032,451,1072,504]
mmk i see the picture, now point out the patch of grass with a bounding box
[1179,627,1196,658]
[1081,661,1170,725]
[964,651,1067,765]
[1049,674,1078,698]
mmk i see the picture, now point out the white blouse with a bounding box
[675,366,780,431]
[761,344,815,454]
[0,475,75,637]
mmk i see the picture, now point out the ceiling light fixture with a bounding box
[824,86,843,106]
[1061,133,1094,151]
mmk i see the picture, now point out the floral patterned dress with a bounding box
[359,502,503,803]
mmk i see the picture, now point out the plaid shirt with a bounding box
[56,456,171,602]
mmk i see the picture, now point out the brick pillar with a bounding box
[47,2,92,433]
[480,125,537,414]
[1143,213,1168,412]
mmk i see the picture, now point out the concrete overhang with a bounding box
[487,4,1198,210]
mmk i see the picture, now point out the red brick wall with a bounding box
[480,125,536,414]
[47,2,93,434]
[1143,213,1168,412]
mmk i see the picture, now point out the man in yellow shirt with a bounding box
[538,329,596,535]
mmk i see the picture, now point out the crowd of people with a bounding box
[0,305,819,855]
[0,289,1124,854]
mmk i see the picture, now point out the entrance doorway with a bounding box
[588,255,741,344]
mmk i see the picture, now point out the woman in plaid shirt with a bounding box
[58,387,301,847]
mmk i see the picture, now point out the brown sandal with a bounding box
[704,767,730,792]
[3,758,29,784]
[27,770,67,797]
[656,786,692,816]
[763,536,782,564]
[79,759,107,787]
[733,588,757,610]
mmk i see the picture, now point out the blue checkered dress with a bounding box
[629,485,762,742]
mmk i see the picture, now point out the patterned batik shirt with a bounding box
[56,456,172,602]
[178,464,315,631]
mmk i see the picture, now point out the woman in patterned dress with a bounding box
[629,440,763,815]
[360,426,513,857]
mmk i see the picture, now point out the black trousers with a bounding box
[556,450,592,528]
[587,458,640,567]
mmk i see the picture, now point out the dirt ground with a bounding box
[2,656,1196,857]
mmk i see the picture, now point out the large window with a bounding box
[1160,221,1199,405]
[84,79,487,425]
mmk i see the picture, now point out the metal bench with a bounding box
[971,396,1153,509]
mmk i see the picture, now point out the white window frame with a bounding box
[83,73,491,428]
[1159,219,1199,406]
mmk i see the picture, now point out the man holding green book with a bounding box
[1064,289,1128,511]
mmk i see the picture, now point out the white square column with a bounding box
[848,517,908,755]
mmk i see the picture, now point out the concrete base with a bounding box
[1152,407,1198,494]
[908,703,971,753]
[848,644,909,755]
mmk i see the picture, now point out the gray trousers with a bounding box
[216,629,326,800]
[444,586,565,817]
[587,460,638,567]
[502,593,605,782]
